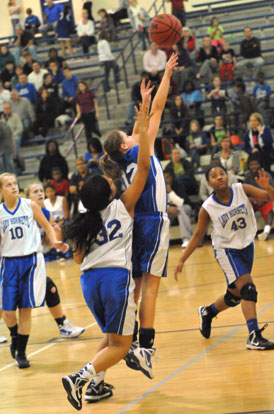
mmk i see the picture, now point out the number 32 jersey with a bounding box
[0,198,41,257]
[202,183,257,250]
[81,199,133,272]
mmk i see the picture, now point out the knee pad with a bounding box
[224,290,241,307]
[240,283,258,303]
[45,276,60,308]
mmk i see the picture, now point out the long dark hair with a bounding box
[63,175,111,254]
[100,130,124,179]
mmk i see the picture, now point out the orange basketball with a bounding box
[148,14,182,48]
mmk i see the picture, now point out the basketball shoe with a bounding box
[246,324,274,350]
[124,340,139,370]
[0,335,7,344]
[16,352,30,369]
[127,347,156,379]
[198,306,213,339]
[62,372,89,410]
[84,380,114,403]
[59,319,85,338]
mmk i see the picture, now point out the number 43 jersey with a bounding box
[0,198,41,257]
[81,199,133,272]
[202,183,257,250]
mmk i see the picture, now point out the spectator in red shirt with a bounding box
[166,0,188,27]
[50,166,69,196]
[75,80,101,143]
[180,27,198,58]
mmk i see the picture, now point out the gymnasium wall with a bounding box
[0,0,261,38]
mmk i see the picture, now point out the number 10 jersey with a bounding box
[202,183,257,250]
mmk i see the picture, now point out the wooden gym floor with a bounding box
[1,239,274,414]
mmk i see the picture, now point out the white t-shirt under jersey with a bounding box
[44,196,65,221]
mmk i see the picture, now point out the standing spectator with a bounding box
[166,0,188,27]
[169,95,189,148]
[128,0,150,51]
[13,25,37,65]
[171,43,195,92]
[15,73,37,105]
[207,16,224,49]
[75,81,101,142]
[187,119,208,171]
[45,48,66,70]
[22,52,34,75]
[62,67,78,113]
[1,59,15,90]
[0,122,15,173]
[76,9,96,55]
[212,136,241,174]
[48,60,65,85]
[33,87,56,137]
[180,26,199,60]
[235,27,264,80]
[196,36,219,85]
[244,112,274,172]
[219,39,236,82]
[97,31,120,93]
[11,89,35,132]
[0,46,15,72]
[180,79,204,128]
[82,0,94,21]
[57,5,75,57]
[10,65,23,89]
[0,101,23,155]
[24,8,41,34]
[8,0,21,36]
[110,0,129,28]
[143,42,167,82]
[40,0,63,41]
[28,61,48,91]
[207,74,228,117]
[50,166,69,196]
[97,9,117,42]
[0,80,11,112]
[210,114,229,156]
[38,140,68,183]
[252,72,271,124]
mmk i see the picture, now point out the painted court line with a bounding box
[117,301,274,413]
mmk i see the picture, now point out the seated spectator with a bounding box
[180,27,198,59]
[165,169,193,249]
[24,8,41,34]
[97,31,120,93]
[48,60,65,84]
[207,16,224,50]
[43,73,59,98]
[244,112,274,172]
[212,136,241,174]
[97,8,117,42]
[181,79,204,128]
[0,80,11,112]
[56,5,74,57]
[0,121,15,173]
[34,87,56,137]
[40,0,63,41]
[11,65,24,89]
[15,73,37,105]
[125,71,150,125]
[235,27,264,80]
[44,184,69,225]
[143,42,167,83]
[22,52,34,75]
[252,72,271,124]
[210,114,229,156]
[38,140,69,183]
[169,95,189,148]
[187,119,208,171]
[62,67,78,114]
[196,36,219,85]
[165,147,198,195]
[0,46,15,73]
[207,74,228,117]
[45,48,66,70]
[1,59,15,90]
[11,88,35,133]
[110,0,129,28]
[230,78,257,131]
[13,24,37,65]
[128,0,150,51]
[69,156,94,215]
[219,39,236,82]
[28,61,48,91]
[83,0,94,21]
[199,158,238,202]
[244,155,274,241]
[171,43,195,92]
[84,137,104,167]
[77,9,96,55]
[49,166,69,196]
[0,101,23,155]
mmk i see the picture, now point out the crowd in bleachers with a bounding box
[0,0,274,251]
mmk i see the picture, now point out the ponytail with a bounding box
[99,154,122,180]
[101,130,124,179]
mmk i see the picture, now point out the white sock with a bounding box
[264,224,271,234]
[92,371,105,385]
[79,362,96,381]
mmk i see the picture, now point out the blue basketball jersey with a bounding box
[119,146,167,214]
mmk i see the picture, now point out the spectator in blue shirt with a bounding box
[40,0,63,41]
[62,67,78,114]
[181,79,205,128]
[253,72,271,124]
[15,73,37,105]
[24,8,41,34]
[48,60,65,84]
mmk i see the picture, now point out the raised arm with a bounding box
[243,169,274,202]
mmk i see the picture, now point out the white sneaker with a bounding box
[59,319,85,338]
[258,232,269,241]
[181,239,190,249]
[129,347,156,379]
[0,335,7,343]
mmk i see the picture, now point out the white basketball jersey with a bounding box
[0,198,41,257]
[202,183,257,249]
[81,199,133,271]
[44,196,64,221]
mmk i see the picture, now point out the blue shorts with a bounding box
[132,212,169,278]
[0,253,46,311]
[80,267,136,335]
[214,242,254,287]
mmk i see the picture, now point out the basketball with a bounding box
[148,14,182,48]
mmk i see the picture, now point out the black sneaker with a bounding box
[10,343,17,359]
[198,306,213,339]
[246,324,274,350]
[16,353,30,369]
[84,380,114,403]
[124,340,139,371]
[62,373,88,411]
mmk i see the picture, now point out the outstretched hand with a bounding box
[255,169,270,189]
[165,53,178,77]
[134,101,151,132]
[140,78,155,108]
